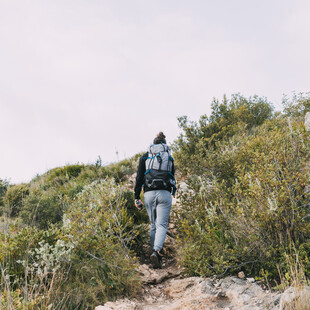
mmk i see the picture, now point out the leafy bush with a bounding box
[3,184,30,217]
[60,178,146,307]
[43,164,84,186]
[283,92,310,117]
[20,188,65,229]
[1,178,146,309]
[173,94,273,177]
[17,154,141,229]
[0,224,60,292]
[0,179,9,215]
[122,190,149,225]
[0,224,74,309]
[58,178,146,307]
[35,156,140,192]
[173,101,310,284]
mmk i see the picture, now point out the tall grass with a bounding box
[277,248,310,310]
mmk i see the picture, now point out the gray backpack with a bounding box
[144,144,176,193]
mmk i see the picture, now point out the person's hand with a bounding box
[135,199,144,210]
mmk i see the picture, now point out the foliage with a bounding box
[0,179,9,215]
[4,91,310,307]
[60,179,146,307]
[172,94,273,176]
[0,153,146,308]
[2,154,141,229]
[3,183,30,217]
[283,92,310,117]
[21,187,65,229]
[38,156,139,190]
[0,178,146,309]
[173,96,310,285]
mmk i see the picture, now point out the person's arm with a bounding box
[134,154,147,200]
[171,159,175,176]
[170,159,176,197]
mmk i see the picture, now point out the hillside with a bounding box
[1,93,310,309]
[0,155,150,309]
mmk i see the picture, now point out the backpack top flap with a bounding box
[145,143,173,172]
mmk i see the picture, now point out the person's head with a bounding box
[153,132,166,144]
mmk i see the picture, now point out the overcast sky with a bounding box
[0,0,309,184]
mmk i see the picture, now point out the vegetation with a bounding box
[173,93,310,286]
[0,157,148,309]
[0,179,9,215]
[173,94,274,177]
[1,92,310,308]
[283,92,310,117]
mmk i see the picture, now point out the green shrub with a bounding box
[21,188,65,229]
[31,154,140,194]
[283,92,310,117]
[122,190,149,225]
[174,115,310,284]
[38,164,85,188]
[106,156,140,183]
[3,184,30,217]
[1,178,146,309]
[0,179,9,215]
[14,154,141,231]
[0,224,73,309]
[59,178,145,308]
[0,224,60,290]
[172,94,274,177]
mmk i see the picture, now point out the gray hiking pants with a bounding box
[144,190,172,252]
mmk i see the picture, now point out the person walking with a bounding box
[134,132,176,268]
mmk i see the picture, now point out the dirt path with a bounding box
[95,204,282,310]
[96,225,282,310]
[96,222,193,309]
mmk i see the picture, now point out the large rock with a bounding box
[213,277,281,309]
[96,276,282,310]
[279,286,310,309]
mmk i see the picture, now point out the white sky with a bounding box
[0,0,309,184]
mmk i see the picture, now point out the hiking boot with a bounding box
[150,250,162,269]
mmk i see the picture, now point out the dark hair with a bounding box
[153,132,166,144]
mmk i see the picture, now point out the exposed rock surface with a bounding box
[280,286,310,310]
[95,232,285,310]
[96,275,284,310]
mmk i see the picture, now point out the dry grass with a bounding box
[278,251,310,310]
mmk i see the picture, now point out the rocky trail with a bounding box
[94,222,299,310]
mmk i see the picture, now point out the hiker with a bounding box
[134,132,176,269]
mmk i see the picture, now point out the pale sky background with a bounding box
[0,0,309,184]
